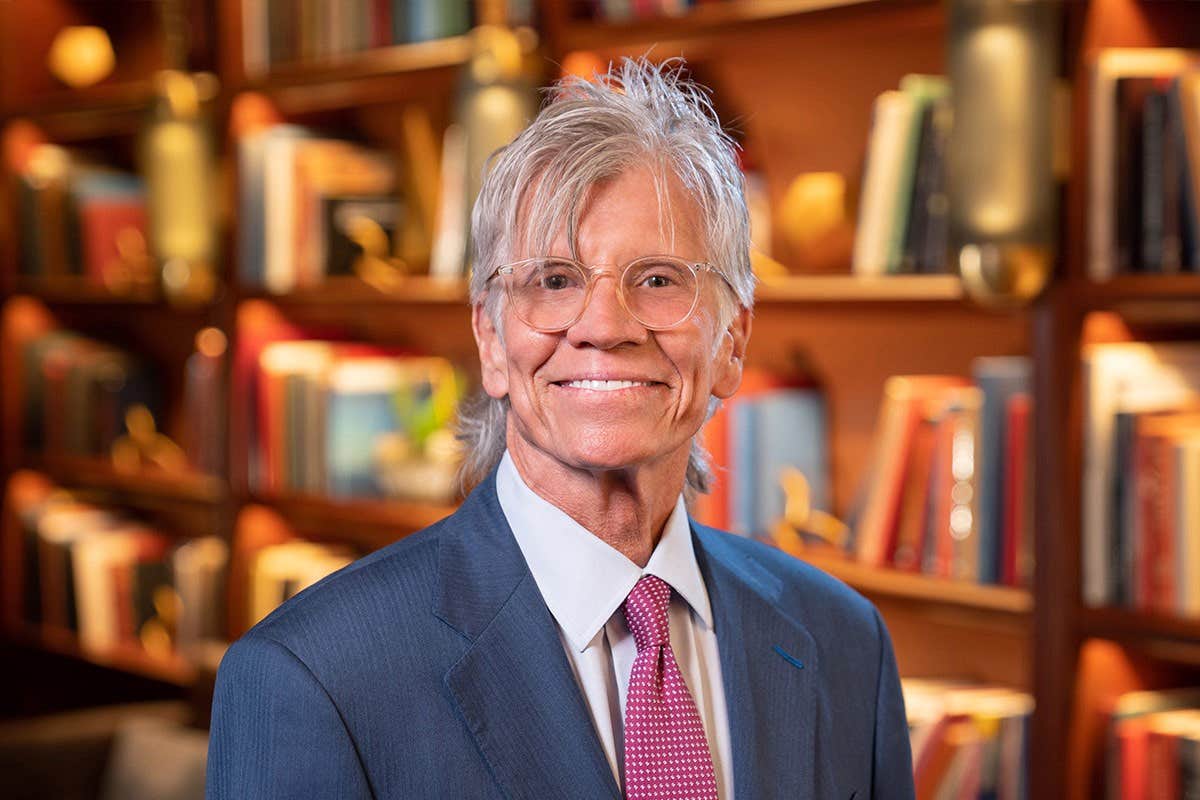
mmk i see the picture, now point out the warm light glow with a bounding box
[47,26,116,89]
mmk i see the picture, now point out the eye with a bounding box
[642,273,674,289]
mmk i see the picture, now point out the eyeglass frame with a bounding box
[484,255,735,333]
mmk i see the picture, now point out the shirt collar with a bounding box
[496,451,714,653]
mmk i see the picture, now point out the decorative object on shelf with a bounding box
[47,25,116,89]
[778,171,853,274]
[140,69,220,306]
[111,405,187,475]
[431,24,538,278]
[772,467,850,553]
[946,0,1060,306]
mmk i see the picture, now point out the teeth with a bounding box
[563,379,651,391]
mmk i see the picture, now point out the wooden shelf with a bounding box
[237,36,472,114]
[8,623,198,687]
[1081,607,1200,665]
[557,0,880,53]
[239,275,469,306]
[30,454,226,506]
[3,81,156,141]
[14,276,166,306]
[244,491,457,549]
[800,550,1034,615]
[1068,274,1200,319]
[755,273,967,304]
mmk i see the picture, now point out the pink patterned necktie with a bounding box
[620,574,719,800]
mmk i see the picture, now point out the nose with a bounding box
[565,272,648,349]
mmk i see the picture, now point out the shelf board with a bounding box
[1081,607,1200,665]
[4,81,155,141]
[1073,273,1200,304]
[238,36,472,114]
[240,275,469,306]
[557,0,881,53]
[245,491,457,548]
[30,454,227,506]
[8,624,197,687]
[14,276,166,306]
[800,551,1034,614]
[755,273,966,304]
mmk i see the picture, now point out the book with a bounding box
[973,356,1032,584]
[853,90,917,276]
[1088,48,1200,280]
[1081,341,1200,607]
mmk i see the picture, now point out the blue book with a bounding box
[753,389,829,537]
[728,397,760,537]
[972,356,1032,584]
[325,360,401,498]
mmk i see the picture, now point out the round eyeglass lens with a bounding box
[509,258,588,330]
[622,257,699,328]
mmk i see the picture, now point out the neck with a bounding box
[505,434,687,568]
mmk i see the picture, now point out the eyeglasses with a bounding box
[487,255,730,332]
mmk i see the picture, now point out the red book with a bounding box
[1117,716,1150,800]
[1001,393,1031,587]
[892,416,937,572]
[1146,723,1180,800]
[77,199,147,287]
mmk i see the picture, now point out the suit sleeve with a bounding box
[206,633,374,799]
[871,608,915,800]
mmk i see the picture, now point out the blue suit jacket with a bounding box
[207,470,914,799]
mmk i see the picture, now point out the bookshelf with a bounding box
[7,0,1200,797]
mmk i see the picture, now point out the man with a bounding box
[207,59,914,799]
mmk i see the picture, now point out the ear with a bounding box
[472,301,510,400]
[711,306,751,400]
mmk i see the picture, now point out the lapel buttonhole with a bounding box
[772,644,805,671]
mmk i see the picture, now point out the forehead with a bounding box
[512,162,703,260]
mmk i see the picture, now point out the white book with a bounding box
[1088,48,1199,280]
[853,90,916,276]
[429,123,468,280]
[263,127,313,294]
[1081,342,1200,607]
[72,529,151,653]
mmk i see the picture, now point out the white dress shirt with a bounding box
[496,452,734,798]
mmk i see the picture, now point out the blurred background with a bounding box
[2,0,1200,798]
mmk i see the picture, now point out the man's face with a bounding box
[473,164,750,482]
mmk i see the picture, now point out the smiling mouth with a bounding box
[555,379,660,391]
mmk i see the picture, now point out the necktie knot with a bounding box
[621,574,672,653]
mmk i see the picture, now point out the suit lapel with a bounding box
[694,525,820,800]
[435,473,620,800]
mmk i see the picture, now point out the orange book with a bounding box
[856,376,969,567]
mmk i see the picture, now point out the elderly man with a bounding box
[207,59,914,800]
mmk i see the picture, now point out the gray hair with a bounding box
[457,57,755,495]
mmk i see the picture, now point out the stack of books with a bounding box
[240,0,536,76]
[15,490,227,656]
[14,144,149,287]
[20,329,162,460]
[577,0,696,23]
[245,333,465,503]
[853,75,952,277]
[238,126,401,294]
[1082,340,1200,614]
[1089,48,1200,279]
[1106,688,1200,798]
[848,357,1033,587]
[904,679,1033,800]
[693,369,828,540]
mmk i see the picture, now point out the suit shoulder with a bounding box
[695,525,879,633]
